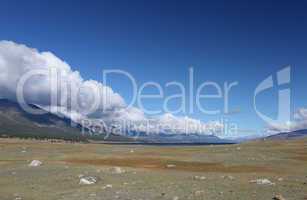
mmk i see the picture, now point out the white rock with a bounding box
[28,160,42,167]
[112,167,125,174]
[102,184,113,189]
[173,196,179,200]
[194,190,205,196]
[194,176,206,180]
[79,176,97,185]
[166,164,176,168]
[277,177,284,182]
[250,178,275,185]
[273,194,286,200]
[223,175,235,180]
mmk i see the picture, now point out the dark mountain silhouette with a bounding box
[0,99,234,144]
[0,99,130,142]
[266,129,307,140]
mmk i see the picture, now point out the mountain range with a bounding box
[1,99,306,143]
[0,99,129,142]
[266,129,307,140]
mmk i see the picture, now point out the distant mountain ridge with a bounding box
[266,129,307,140]
[0,99,130,142]
[125,130,234,144]
[0,99,235,144]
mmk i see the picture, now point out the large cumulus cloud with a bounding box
[0,40,221,135]
[265,108,307,134]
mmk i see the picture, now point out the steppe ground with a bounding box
[0,138,306,200]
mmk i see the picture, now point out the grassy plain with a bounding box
[0,138,306,200]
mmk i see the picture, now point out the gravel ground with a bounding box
[0,138,306,200]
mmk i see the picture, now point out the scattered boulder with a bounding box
[277,177,284,182]
[13,193,22,200]
[166,164,176,168]
[112,167,125,174]
[221,175,235,180]
[250,179,275,185]
[194,190,205,196]
[102,184,113,189]
[194,176,206,180]
[28,160,42,167]
[79,176,97,185]
[273,194,286,200]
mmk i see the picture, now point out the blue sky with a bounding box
[1,0,307,136]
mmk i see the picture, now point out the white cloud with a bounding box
[0,40,221,136]
[265,108,307,134]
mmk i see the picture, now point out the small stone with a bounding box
[194,190,205,196]
[221,175,235,180]
[277,178,283,182]
[28,160,42,167]
[102,184,113,189]
[250,179,275,185]
[79,176,97,185]
[273,194,286,200]
[112,167,125,174]
[173,196,179,200]
[166,164,176,168]
[194,176,206,180]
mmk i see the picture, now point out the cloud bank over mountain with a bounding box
[266,108,307,134]
[0,41,221,135]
